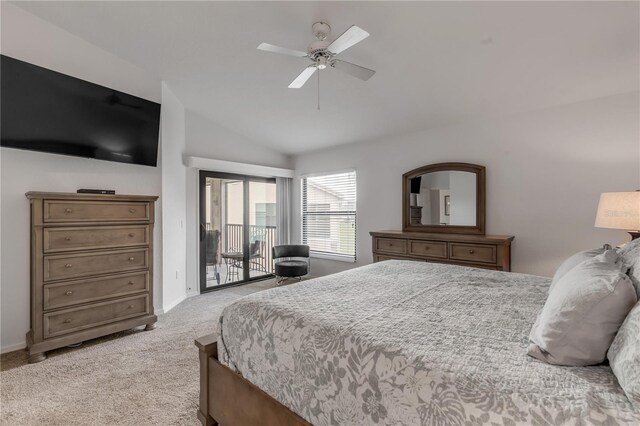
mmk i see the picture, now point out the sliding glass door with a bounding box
[199,171,276,292]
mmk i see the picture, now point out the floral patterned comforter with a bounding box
[218,260,640,425]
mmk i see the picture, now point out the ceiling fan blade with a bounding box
[327,25,370,55]
[288,66,317,88]
[257,43,308,58]
[331,60,376,81]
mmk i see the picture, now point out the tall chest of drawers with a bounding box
[370,230,514,271]
[26,192,158,363]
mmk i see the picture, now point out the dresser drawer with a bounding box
[375,238,407,254]
[374,254,418,262]
[408,240,447,259]
[449,243,496,264]
[44,294,149,338]
[44,200,150,223]
[44,271,149,310]
[44,248,148,281]
[44,225,150,253]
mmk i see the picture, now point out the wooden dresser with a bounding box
[26,192,158,363]
[370,230,514,271]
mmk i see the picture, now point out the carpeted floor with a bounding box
[0,278,282,425]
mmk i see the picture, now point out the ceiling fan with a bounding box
[257,22,375,90]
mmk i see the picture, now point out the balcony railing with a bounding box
[223,224,276,273]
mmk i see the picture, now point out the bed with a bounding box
[196,260,640,425]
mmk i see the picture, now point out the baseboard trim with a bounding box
[1,341,26,354]
[161,293,189,314]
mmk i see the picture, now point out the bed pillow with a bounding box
[549,245,610,294]
[619,238,640,298]
[528,250,637,366]
[608,300,640,408]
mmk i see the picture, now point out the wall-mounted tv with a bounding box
[1,55,161,167]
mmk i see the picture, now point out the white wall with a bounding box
[160,83,188,310]
[0,3,163,353]
[183,111,291,294]
[293,92,640,278]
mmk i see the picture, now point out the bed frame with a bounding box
[196,334,311,426]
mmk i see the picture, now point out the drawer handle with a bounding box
[128,233,135,238]
[65,208,72,213]
[129,208,136,213]
[128,281,135,285]
[65,263,72,268]
[128,305,135,309]
[128,257,135,261]
[64,236,72,241]
[468,250,475,254]
[64,318,72,324]
[65,291,73,296]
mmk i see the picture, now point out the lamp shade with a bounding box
[594,192,640,231]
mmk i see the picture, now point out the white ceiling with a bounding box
[13,1,640,155]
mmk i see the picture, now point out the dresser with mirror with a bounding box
[370,163,514,271]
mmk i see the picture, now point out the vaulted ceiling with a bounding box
[12,1,640,155]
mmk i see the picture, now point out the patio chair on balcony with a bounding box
[249,240,266,272]
[272,245,310,284]
[205,230,221,284]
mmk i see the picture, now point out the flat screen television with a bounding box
[1,55,161,167]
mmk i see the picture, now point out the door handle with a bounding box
[200,223,206,242]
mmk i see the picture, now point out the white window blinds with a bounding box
[302,171,356,260]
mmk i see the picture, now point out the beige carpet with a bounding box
[1,279,282,425]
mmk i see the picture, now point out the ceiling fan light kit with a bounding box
[257,21,376,109]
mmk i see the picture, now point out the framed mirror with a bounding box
[402,163,486,234]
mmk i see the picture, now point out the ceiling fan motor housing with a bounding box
[308,22,334,62]
[308,40,331,60]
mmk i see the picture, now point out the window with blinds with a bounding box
[302,171,356,261]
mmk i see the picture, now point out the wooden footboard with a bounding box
[195,334,311,426]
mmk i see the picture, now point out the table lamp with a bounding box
[595,191,640,240]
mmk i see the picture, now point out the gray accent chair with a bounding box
[272,245,310,283]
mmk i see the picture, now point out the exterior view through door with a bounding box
[199,171,277,291]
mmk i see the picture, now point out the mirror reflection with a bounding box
[409,171,477,226]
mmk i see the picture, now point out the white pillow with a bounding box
[528,250,637,366]
[608,300,640,408]
[619,238,640,298]
[549,245,610,294]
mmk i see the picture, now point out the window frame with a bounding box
[301,170,357,263]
